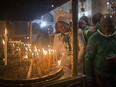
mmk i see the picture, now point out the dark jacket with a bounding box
[84,30,116,81]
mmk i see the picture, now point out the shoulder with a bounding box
[91,31,99,37]
[53,33,61,40]
[78,28,83,34]
[78,28,82,32]
[87,32,99,42]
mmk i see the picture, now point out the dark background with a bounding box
[0,0,69,21]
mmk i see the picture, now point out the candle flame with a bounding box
[62,53,65,56]
[43,49,47,55]
[38,49,40,52]
[13,44,15,47]
[5,28,7,34]
[32,53,34,56]
[48,45,50,48]
[25,47,28,51]
[34,46,37,52]
[18,48,20,51]
[29,49,32,52]
[23,55,28,59]
[48,49,51,54]
[2,40,5,45]
[58,60,61,66]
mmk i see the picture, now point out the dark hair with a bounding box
[80,16,89,26]
[92,12,103,25]
[78,20,83,29]
[100,13,115,35]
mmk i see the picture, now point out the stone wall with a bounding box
[92,0,107,15]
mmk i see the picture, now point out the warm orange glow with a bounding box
[2,40,5,45]
[58,60,61,66]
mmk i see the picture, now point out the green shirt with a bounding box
[84,31,116,81]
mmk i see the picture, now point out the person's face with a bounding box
[82,20,87,29]
[100,15,114,35]
[101,22,113,35]
[55,21,70,33]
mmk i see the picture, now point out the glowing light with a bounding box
[29,49,32,52]
[38,49,40,52]
[60,8,62,11]
[58,60,61,66]
[25,47,28,51]
[23,55,28,59]
[78,11,91,19]
[51,5,54,7]
[2,40,5,45]
[107,2,110,5]
[25,36,29,39]
[34,46,37,52]
[43,49,47,55]
[110,15,112,18]
[40,21,47,28]
[5,28,7,34]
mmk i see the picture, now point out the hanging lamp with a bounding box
[79,0,86,12]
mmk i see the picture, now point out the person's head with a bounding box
[79,16,89,30]
[55,16,71,34]
[100,13,115,35]
[78,20,83,29]
[92,12,103,25]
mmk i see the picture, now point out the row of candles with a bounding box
[3,36,62,70]
[10,43,62,69]
[14,43,62,78]
[3,40,62,78]
[2,28,62,79]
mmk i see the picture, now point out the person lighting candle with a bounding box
[53,11,86,76]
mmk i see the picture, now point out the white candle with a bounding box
[55,50,57,63]
[52,49,55,65]
[19,48,21,67]
[43,49,47,69]
[27,59,33,79]
[57,60,61,68]
[5,28,7,35]
[48,49,51,67]
[4,28,7,65]
[2,40,5,62]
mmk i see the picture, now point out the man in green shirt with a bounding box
[84,13,116,87]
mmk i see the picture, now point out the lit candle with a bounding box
[43,49,47,69]
[57,60,61,68]
[4,28,7,65]
[2,40,5,52]
[18,48,21,67]
[34,46,37,52]
[38,49,41,60]
[2,40,5,62]
[52,49,55,65]
[2,40,5,45]
[5,28,7,35]
[27,58,33,79]
[48,49,51,67]
[23,52,28,59]
[55,50,58,63]
[12,44,15,55]
[25,47,28,51]
[13,43,14,47]
[32,53,34,59]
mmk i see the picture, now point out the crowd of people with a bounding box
[34,10,116,87]
[52,11,116,87]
